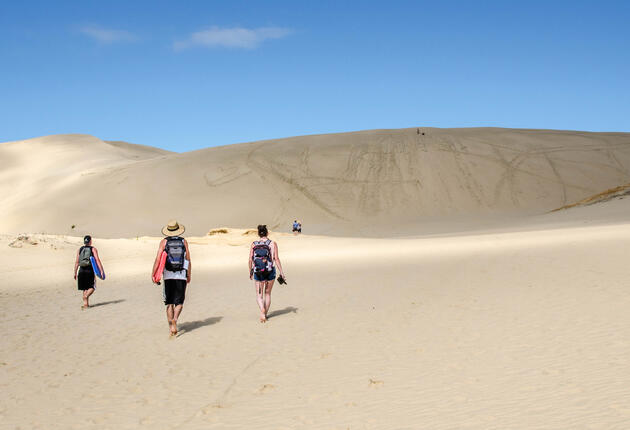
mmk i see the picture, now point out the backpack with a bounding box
[79,246,92,268]
[165,237,186,271]
[252,239,273,274]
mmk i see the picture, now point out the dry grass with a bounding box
[552,183,630,212]
[208,228,229,235]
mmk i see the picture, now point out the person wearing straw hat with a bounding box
[151,220,191,337]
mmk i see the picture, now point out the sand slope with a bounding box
[2,210,630,429]
[0,134,171,232]
[3,128,630,428]
[1,128,630,237]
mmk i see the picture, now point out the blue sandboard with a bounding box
[90,256,105,280]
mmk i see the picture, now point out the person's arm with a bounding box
[92,248,104,275]
[272,241,285,278]
[184,239,191,284]
[151,239,166,283]
[74,249,80,280]
[248,243,254,279]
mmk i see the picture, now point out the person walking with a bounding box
[249,224,286,323]
[74,235,104,309]
[152,220,191,337]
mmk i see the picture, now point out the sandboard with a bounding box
[153,251,167,284]
[90,256,105,280]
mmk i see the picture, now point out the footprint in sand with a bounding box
[258,384,275,394]
[202,404,224,414]
[368,378,384,387]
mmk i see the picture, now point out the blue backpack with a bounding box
[165,237,186,271]
[252,240,273,273]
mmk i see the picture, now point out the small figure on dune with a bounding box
[152,220,191,337]
[249,225,286,323]
[74,235,104,309]
[292,220,302,235]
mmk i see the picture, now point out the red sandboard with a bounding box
[153,251,167,283]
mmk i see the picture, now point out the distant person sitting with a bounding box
[292,220,302,235]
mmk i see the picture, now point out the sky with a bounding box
[0,0,629,152]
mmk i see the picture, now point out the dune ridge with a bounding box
[2,127,630,238]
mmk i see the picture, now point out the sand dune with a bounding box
[3,128,630,429]
[1,128,630,237]
[3,209,630,428]
[0,134,171,233]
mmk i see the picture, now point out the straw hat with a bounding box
[162,220,185,237]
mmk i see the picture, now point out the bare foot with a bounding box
[260,314,267,323]
[170,320,178,336]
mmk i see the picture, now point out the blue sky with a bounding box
[1,1,628,152]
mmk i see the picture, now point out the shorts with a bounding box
[77,268,95,290]
[254,268,276,282]
[292,227,301,233]
[163,279,187,305]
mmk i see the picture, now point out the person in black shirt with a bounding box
[74,235,104,309]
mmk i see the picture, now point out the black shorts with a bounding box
[77,268,95,290]
[253,268,276,282]
[164,279,187,305]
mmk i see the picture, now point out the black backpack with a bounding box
[252,239,273,273]
[79,246,92,268]
[165,237,186,271]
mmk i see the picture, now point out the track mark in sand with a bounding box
[342,133,415,213]
[438,135,485,205]
[607,148,630,176]
[246,146,346,220]
[170,353,264,430]
[273,146,316,228]
[204,166,251,187]
[542,153,568,206]
[491,145,529,206]
[216,353,264,405]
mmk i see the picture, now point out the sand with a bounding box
[2,128,630,429]
[1,128,630,237]
[2,209,630,429]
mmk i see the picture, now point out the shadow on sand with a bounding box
[267,306,298,319]
[90,299,126,308]
[178,316,223,334]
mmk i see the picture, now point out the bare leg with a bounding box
[82,288,95,308]
[166,305,176,335]
[255,281,266,322]
[172,305,183,334]
[264,280,275,317]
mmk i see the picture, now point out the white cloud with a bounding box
[174,26,291,50]
[79,25,136,44]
